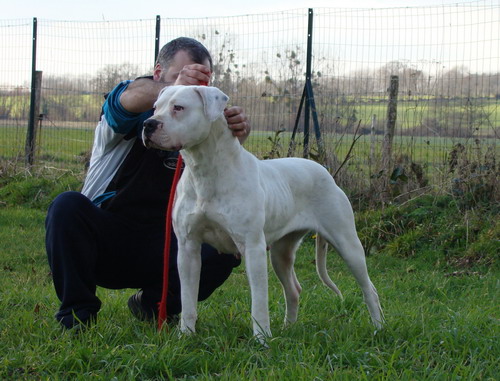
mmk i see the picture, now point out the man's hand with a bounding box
[174,64,211,86]
[225,106,251,144]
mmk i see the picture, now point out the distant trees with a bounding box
[0,63,143,123]
[0,59,498,128]
[91,63,143,94]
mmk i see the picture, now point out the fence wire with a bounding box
[0,2,498,199]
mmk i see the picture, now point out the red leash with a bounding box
[157,152,183,330]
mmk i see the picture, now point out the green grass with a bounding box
[318,96,500,134]
[2,94,498,170]
[2,125,496,179]
[0,125,94,172]
[0,172,498,380]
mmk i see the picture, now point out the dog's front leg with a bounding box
[178,238,202,335]
[244,235,271,342]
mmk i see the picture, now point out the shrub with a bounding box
[356,194,498,268]
[0,161,83,210]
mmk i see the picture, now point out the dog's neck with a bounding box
[181,117,243,178]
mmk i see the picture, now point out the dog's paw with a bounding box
[180,327,195,336]
[180,322,196,336]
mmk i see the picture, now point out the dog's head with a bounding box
[142,85,229,151]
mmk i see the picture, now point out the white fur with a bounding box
[143,86,384,341]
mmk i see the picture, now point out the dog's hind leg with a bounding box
[270,232,305,325]
[315,234,343,298]
[316,193,384,328]
[343,245,384,329]
[322,229,384,329]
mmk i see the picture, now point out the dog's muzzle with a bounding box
[142,118,163,147]
[143,118,162,137]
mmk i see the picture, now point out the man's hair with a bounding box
[156,37,213,71]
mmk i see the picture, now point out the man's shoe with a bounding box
[58,310,97,330]
[128,291,180,324]
[128,291,157,322]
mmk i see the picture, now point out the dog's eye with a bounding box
[173,105,184,112]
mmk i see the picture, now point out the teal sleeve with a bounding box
[102,80,153,135]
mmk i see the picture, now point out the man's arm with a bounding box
[119,78,167,114]
[120,64,251,143]
[120,63,211,114]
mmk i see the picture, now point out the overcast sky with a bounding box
[2,0,497,87]
[5,0,488,21]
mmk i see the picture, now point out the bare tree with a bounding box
[91,63,143,94]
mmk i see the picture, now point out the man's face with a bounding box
[154,50,211,84]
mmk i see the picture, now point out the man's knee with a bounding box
[46,191,91,227]
[47,191,90,214]
[45,191,96,262]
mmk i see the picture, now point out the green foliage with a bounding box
[263,128,287,159]
[0,93,30,119]
[448,141,498,209]
[0,166,83,210]
[356,194,499,268]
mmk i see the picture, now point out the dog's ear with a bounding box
[194,86,229,122]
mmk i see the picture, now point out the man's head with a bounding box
[154,37,213,84]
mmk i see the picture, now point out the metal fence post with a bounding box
[303,9,313,158]
[25,17,39,166]
[154,15,161,65]
[288,8,325,161]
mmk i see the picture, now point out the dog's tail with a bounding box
[315,234,343,298]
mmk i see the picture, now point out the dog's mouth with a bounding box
[142,118,162,147]
[142,118,184,151]
[141,131,155,149]
[142,135,154,149]
[142,132,183,151]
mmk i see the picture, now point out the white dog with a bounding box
[142,86,384,341]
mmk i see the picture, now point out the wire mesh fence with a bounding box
[1,1,498,200]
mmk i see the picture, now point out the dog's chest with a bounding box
[176,195,240,254]
[202,221,239,254]
[195,211,240,254]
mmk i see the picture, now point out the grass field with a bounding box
[2,94,499,162]
[1,123,497,174]
[329,97,500,134]
[0,169,498,379]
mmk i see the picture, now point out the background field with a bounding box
[1,4,499,197]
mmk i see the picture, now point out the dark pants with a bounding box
[45,191,240,328]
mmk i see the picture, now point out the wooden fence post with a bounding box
[380,75,399,202]
[25,70,42,166]
[370,114,377,169]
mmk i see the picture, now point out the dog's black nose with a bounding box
[143,118,162,138]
